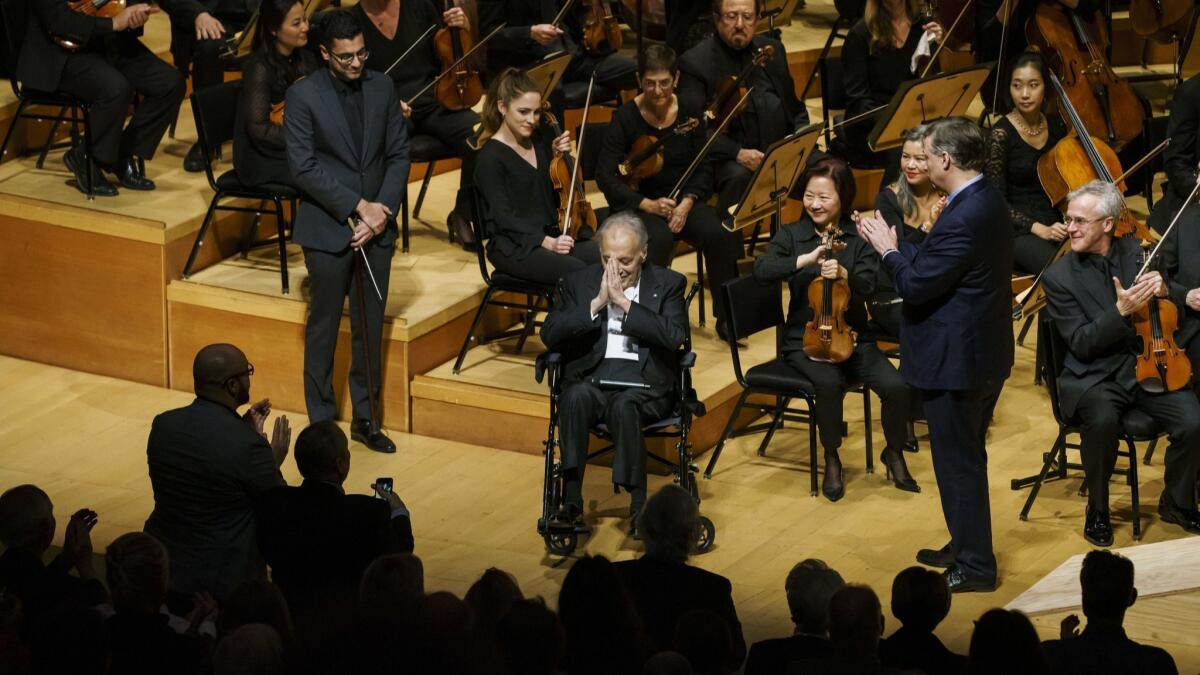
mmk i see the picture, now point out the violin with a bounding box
[54,0,128,50]
[1026,1,1144,150]
[1132,251,1193,393]
[544,84,598,240]
[433,0,484,111]
[582,0,622,55]
[802,224,856,364]
[705,44,773,126]
[268,74,307,126]
[1129,0,1194,44]
[618,117,700,188]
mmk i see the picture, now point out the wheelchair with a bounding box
[534,283,716,557]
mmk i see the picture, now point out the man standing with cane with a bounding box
[286,9,410,453]
[857,117,1013,592]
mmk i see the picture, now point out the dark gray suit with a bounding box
[285,68,410,424]
[144,398,284,600]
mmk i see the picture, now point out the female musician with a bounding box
[595,44,742,332]
[983,51,1069,275]
[473,68,600,285]
[233,0,318,188]
[841,0,943,176]
[754,157,919,502]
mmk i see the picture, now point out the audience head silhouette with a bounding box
[496,597,563,675]
[1080,550,1136,625]
[643,651,694,675]
[220,579,296,645]
[294,421,351,484]
[213,623,285,675]
[968,608,1047,675]
[0,484,54,554]
[640,484,698,564]
[104,532,169,614]
[559,555,646,674]
[465,567,524,634]
[359,552,424,610]
[827,584,884,658]
[192,343,253,408]
[891,566,951,633]
[785,558,845,635]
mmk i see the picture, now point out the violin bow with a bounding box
[383,23,439,76]
[550,0,579,28]
[1135,170,1200,278]
[919,0,974,79]
[408,23,506,104]
[1112,138,1170,185]
[563,75,596,238]
[344,218,385,301]
[669,87,754,201]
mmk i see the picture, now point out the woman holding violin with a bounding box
[754,157,919,502]
[983,52,1068,275]
[473,68,600,286]
[234,0,317,188]
[595,45,742,333]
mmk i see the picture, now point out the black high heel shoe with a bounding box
[822,452,845,502]
[881,447,920,493]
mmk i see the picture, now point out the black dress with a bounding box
[983,114,1066,274]
[871,187,928,338]
[473,128,600,285]
[233,48,318,188]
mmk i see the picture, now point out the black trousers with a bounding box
[1075,379,1200,510]
[784,342,910,455]
[172,13,250,92]
[488,241,600,286]
[715,159,752,218]
[407,105,480,219]
[559,359,673,509]
[302,240,394,424]
[1189,338,1200,400]
[1013,232,1059,275]
[639,205,741,320]
[564,51,638,92]
[922,378,1004,580]
[58,41,185,166]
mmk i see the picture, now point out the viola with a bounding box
[433,0,484,111]
[1129,0,1194,44]
[1026,1,1144,150]
[54,0,129,50]
[618,116,700,188]
[544,87,598,240]
[1132,250,1192,393]
[704,44,773,127]
[802,224,856,364]
[582,0,622,55]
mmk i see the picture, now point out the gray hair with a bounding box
[894,124,931,219]
[919,117,986,172]
[640,484,698,563]
[1067,180,1123,222]
[0,484,53,550]
[596,211,649,251]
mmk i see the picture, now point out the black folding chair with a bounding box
[405,133,458,251]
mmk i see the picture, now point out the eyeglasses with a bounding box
[719,10,757,24]
[1063,216,1109,227]
[641,78,674,91]
[330,48,369,65]
[224,363,255,385]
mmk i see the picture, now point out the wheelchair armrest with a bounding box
[534,352,562,385]
[679,351,697,368]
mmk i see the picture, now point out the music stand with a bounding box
[866,63,994,152]
[728,123,823,232]
[756,0,803,33]
[527,51,573,101]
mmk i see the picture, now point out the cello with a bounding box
[1129,0,1194,44]
[617,117,700,188]
[582,0,623,55]
[433,0,485,111]
[802,224,856,364]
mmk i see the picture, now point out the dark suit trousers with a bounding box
[715,159,753,217]
[1075,379,1200,510]
[302,241,394,423]
[1190,339,1200,399]
[546,52,637,120]
[922,379,1004,580]
[58,42,185,165]
[639,206,741,320]
[785,343,910,454]
[407,105,479,218]
[559,359,673,508]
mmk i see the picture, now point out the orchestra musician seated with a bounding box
[753,156,918,502]
[983,52,1069,276]
[473,68,600,286]
[1042,180,1200,547]
[233,0,317,189]
[351,0,481,241]
[595,44,742,338]
[539,212,689,533]
[1149,72,1200,236]
[18,0,185,196]
[1162,186,1200,398]
[677,0,810,215]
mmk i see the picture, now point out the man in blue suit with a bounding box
[858,117,1013,593]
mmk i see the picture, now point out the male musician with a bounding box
[857,117,1012,593]
[1043,181,1200,546]
[540,213,689,532]
[18,0,185,196]
[678,0,809,215]
[1149,73,1200,235]
[352,0,479,241]
[163,0,258,171]
[285,9,410,453]
[477,0,638,101]
[1163,198,1200,395]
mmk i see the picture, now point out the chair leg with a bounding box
[755,396,786,457]
[182,195,222,279]
[82,109,94,201]
[695,251,707,328]
[273,197,290,295]
[35,106,67,169]
[401,192,410,253]
[1125,438,1141,540]
[703,389,749,478]
[1142,438,1158,465]
[242,200,266,258]
[1017,313,1036,346]
[414,161,435,219]
[863,387,874,474]
[809,406,820,497]
[454,286,495,374]
[0,100,28,165]
[1019,433,1066,521]
[514,295,541,354]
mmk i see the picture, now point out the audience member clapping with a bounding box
[967,608,1048,675]
[496,597,563,675]
[879,566,965,675]
[745,558,844,675]
[560,554,650,675]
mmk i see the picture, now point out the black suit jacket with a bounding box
[1162,74,1200,204]
[612,556,747,670]
[1163,213,1200,348]
[745,633,833,675]
[16,0,134,92]
[285,68,410,253]
[255,480,413,613]
[879,626,966,675]
[478,0,578,73]
[882,176,1014,390]
[540,264,689,392]
[1042,236,1144,417]
[1042,625,1178,675]
[143,398,285,599]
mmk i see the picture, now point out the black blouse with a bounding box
[595,98,713,213]
[842,19,929,117]
[352,0,441,114]
[473,127,561,261]
[983,115,1066,234]
[233,48,318,187]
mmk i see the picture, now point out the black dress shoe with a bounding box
[822,452,845,502]
[943,566,997,593]
[351,419,396,454]
[881,447,920,493]
[916,543,955,568]
[715,320,746,349]
[447,210,476,251]
[183,142,209,173]
[1158,497,1200,534]
[110,157,155,191]
[63,145,118,197]
[1084,505,1114,547]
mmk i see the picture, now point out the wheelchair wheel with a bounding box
[693,515,716,554]
[545,531,578,556]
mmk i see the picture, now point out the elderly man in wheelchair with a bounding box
[537,212,713,554]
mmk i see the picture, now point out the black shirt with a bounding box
[711,37,789,153]
[984,115,1067,234]
[473,128,561,260]
[842,19,927,117]
[351,0,441,114]
[331,73,365,157]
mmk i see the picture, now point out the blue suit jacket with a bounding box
[883,177,1014,390]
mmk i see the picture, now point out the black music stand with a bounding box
[527,51,573,101]
[866,63,993,152]
[728,123,823,233]
[756,0,802,34]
